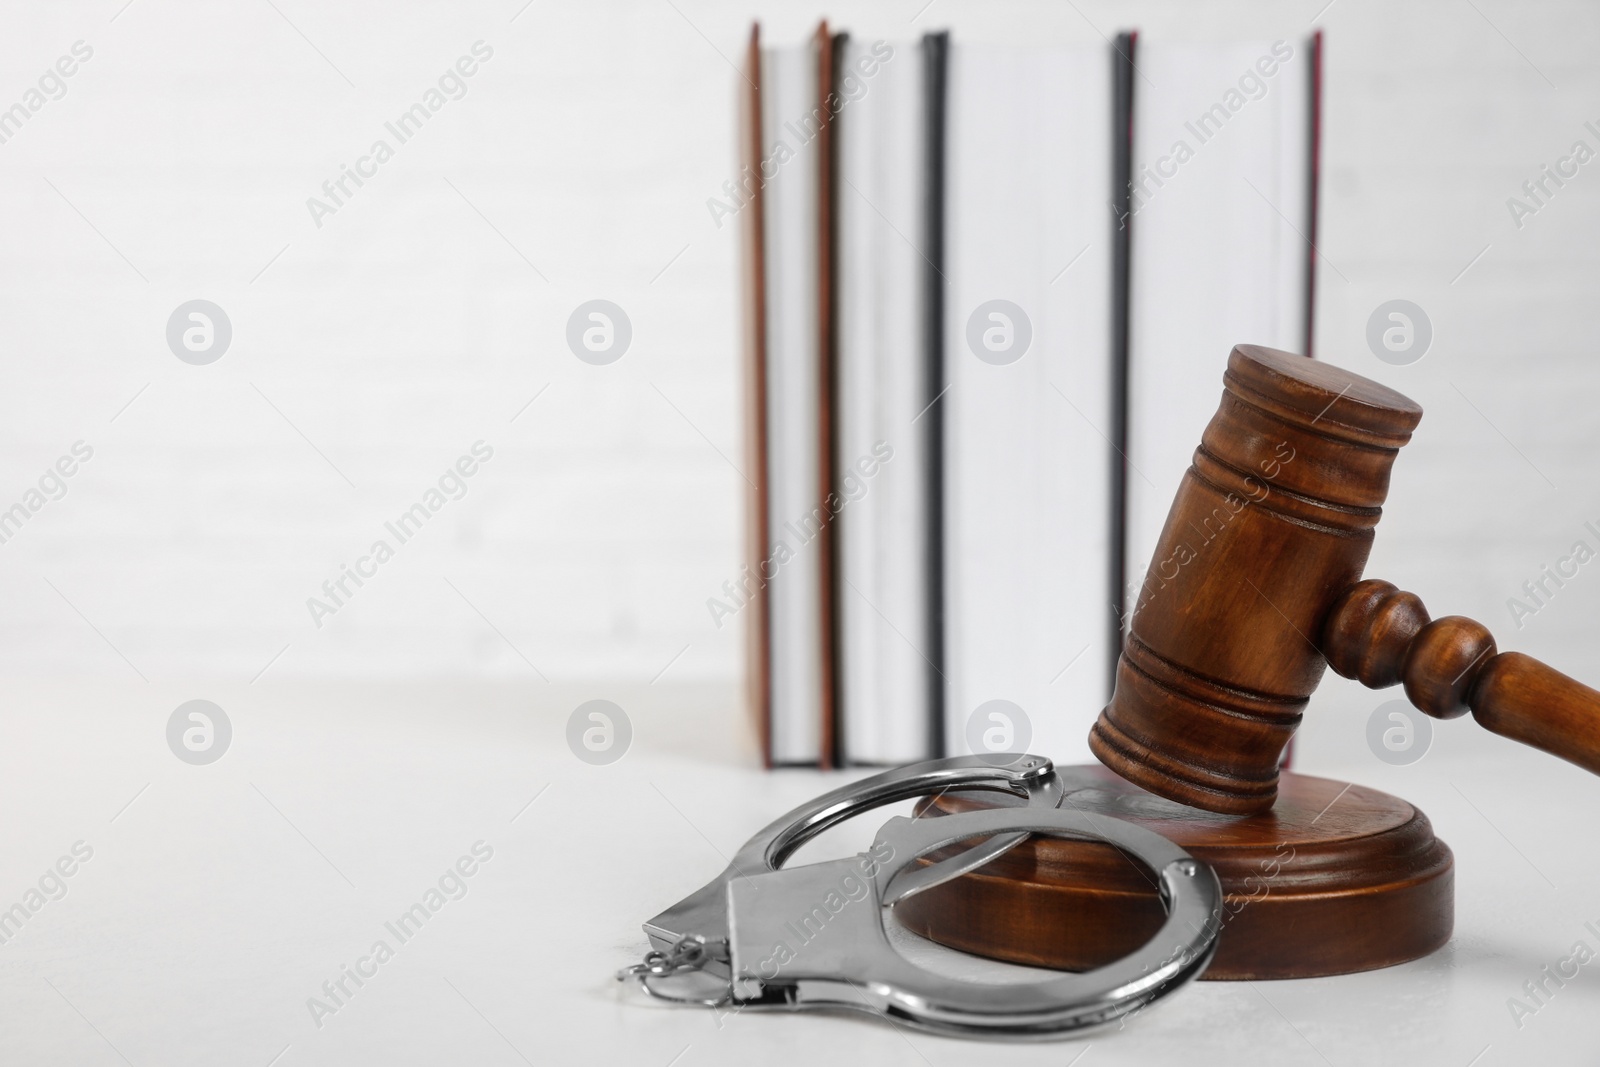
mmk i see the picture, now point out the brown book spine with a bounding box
[741,23,773,767]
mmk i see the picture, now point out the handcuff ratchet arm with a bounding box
[641,754,1061,962]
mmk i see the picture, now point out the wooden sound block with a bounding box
[896,764,1452,980]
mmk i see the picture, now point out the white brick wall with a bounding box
[2,0,1597,771]
[0,1,746,684]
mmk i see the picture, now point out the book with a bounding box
[834,34,937,765]
[1122,35,1322,618]
[738,24,773,765]
[922,32,949,759]
[753,24,834,766]
[940,41,1117,767]
[1107,32,1137,675]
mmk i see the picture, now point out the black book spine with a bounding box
[826,30,848,769]
[922,30,949,759]
[1108,31,1137,696]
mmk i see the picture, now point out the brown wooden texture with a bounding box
[1324,580,1600,775]
[1090,344,1423,814]
[895,765,1453,981]
[1092,344,1600,813]
[1472,653,1600,774]
[739,24,771,765]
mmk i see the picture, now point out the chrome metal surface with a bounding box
[724,806,1221,1038]
[626,756,1222,1039]
[642,754,1062,970]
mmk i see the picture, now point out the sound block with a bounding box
[896,764,1452,980]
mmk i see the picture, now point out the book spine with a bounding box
[1305,29,1324,359]
[741,23,773,768]
[828,29,856,768]
[922,30,950,758]
[814,21,839,770]
[1108,31,1137,687]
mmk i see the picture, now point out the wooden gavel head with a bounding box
[1091,344,1600,815]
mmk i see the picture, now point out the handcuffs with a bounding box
[620,755,1223,1039]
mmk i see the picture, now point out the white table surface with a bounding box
[2,678,1598,1067]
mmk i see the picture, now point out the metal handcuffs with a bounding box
[621,755,1222,1039]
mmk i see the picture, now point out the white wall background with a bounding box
[2,0,1598,769]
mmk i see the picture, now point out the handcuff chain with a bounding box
[616,936,733,1008]
[628,936,710,978]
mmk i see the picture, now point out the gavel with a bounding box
[1090,344,1600,815]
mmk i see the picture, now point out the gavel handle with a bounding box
[1322,580,1600,775]
[1471,653,1600,773]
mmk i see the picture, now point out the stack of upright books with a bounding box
[736,22,1322,768]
